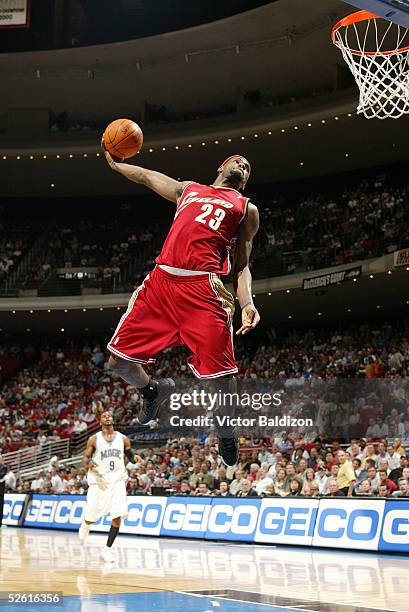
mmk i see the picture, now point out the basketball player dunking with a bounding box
[102,144,260,467]
[79,411,137,563]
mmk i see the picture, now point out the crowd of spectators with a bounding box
[2,167,408,293]
[19,222,159,292]
[252,173,409,277]
[3,435,408,499]
[1,317,409,457]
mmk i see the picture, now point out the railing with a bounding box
[70,420,99,455]
[2,420,99,479]
[2,439,70,474]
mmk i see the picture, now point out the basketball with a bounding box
[103,118,143,160]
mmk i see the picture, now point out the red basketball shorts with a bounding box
[107,266,238,379]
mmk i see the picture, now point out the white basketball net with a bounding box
[333,14,409,119]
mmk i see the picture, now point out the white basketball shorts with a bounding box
[84,480,128,523]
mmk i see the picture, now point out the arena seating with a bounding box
[1,167,408,294]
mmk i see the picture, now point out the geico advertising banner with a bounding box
[255,498,319,545]
[23,494,166,536]
[0,0,29,28]
[161,496,213,539]
[313,498,386,551]
[379,500,409,553]
[19,494,409,552]
[3,493,29,526]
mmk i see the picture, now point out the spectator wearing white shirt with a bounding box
[73,419,87,434]
[50,467,65,493]
[30,472,44,492]
[386,444,401,470]
[255,466,273,496]
[315,466,329,494]
[4,467,16,492]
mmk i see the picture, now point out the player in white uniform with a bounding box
[78,411,136,563]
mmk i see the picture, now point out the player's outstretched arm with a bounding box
[102,139,188,204]
[231,203,260,336]
[83,435,97,470]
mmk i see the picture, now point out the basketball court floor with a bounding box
[1,527,408,611]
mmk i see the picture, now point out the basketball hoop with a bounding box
[332,10,409,119]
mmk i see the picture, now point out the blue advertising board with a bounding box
[16,493,409,553]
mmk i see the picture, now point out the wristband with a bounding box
[240,300,253,310]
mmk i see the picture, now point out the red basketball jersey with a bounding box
[156,182,249,275]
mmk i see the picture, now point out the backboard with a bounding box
[342,0,409,27]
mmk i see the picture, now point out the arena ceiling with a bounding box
[1,1,408,195]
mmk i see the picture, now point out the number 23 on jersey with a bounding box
[194,204,226,230]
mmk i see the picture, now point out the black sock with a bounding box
[140,378,158,400]
[106,526,119,548]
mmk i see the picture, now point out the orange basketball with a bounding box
[103,118,143,160]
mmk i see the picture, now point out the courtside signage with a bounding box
[255,498,319,545]
[19,495,408,552]
[161,496,213,539]
[379,500,409,553]
[3,494,28,526]
[313,498,386,551]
